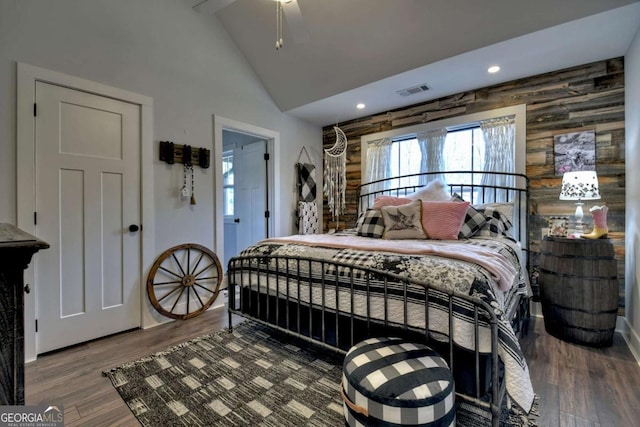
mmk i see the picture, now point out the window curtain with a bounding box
[363,137,393,205]
[479,116,515,202]
[417,128,448,185]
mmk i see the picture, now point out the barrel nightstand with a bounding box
[538,236,618,347]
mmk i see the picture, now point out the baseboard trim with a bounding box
[618,317,640,366]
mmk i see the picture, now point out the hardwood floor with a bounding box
[520,317,640,426]
[25,309,640,426]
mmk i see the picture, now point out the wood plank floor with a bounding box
[519,317,640,426]
[25,309,640,426]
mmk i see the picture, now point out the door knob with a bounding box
[129,224,140,232]
[234,218,240,223]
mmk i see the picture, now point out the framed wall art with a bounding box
[547,216,569,237]
[554,129,596,176]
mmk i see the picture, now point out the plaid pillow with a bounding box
[355,211,366,229]
[356,209,385,238]
[450,193,487,239]
[476,206,514,239]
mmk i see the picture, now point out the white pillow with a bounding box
[406,180,450,202]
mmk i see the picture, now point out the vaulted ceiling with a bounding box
[191,0,640,126]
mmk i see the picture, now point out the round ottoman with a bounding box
[341,337,455,427]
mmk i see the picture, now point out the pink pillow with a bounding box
[372,195,411,209]
[421,201,470,240]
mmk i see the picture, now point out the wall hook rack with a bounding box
[159,141,210,169]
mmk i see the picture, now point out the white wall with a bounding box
[0,0,321,332]
[624,25,640,360]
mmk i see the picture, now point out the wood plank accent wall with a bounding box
[322,57,626,313]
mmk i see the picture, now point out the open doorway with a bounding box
[222,130,269,267]
[214,117,278,272]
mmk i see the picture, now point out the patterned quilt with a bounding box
[229,234,534,413]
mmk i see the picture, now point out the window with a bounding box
[389,126,485,188]
[361,105,526,202]
[388,137,422,188]
[222,151,234,216]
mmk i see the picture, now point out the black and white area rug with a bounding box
[103,321,537,426]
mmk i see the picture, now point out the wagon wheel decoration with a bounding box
[147,243,222,320]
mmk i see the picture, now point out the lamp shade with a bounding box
[559,171,600,200]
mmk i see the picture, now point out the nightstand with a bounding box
[538,236,618,347]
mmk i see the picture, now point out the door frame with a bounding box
[213,116,279,269]
[16,63,154,362]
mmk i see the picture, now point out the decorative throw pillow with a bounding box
[451,193,487,239]
[473,202,514,225]
[356,209,385,238]
[420,200,470,240]
[380,200,426,240]
[406,180,451,202]
[372,195,412,209]
[475,206,514,239]
[355,211,365,229]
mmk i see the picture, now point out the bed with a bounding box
[226,171,533,426]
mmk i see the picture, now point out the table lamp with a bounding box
[559,171,600,235]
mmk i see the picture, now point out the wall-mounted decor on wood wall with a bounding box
[553,129,596,176]
[159,141,210,169]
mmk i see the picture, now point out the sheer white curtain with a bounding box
[364,137,393,194]
[417,128,448,185]
[480,116,515,202]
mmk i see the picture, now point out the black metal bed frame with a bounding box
[227,171,530,426]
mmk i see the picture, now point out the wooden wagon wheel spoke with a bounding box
[169,286,187,314]
[190,252,205,275]
[157,285,183,303]
[192,286,206,308]
[193,282,216,294]
[158,265,183,280]
[152,279,183,286]
[194,276,219,281]
[171,252,188,277]
[147,243,222,320]
[192,262,216,278]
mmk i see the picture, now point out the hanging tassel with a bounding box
[190,165,196,205]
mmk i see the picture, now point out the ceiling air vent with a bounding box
[396,83,430,97]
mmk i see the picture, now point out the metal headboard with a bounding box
[357,170,530,266]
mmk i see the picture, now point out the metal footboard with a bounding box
[227,254,506,426]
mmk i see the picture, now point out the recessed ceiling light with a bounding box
[356,103,365,109]
[488,65,500,73]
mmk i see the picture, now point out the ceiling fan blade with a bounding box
[282,0,310,44]
[192,0,235,15]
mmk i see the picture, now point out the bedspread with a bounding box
[231,234,533,413]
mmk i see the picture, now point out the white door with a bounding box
[34,81,141,353]
[234,140,268,252]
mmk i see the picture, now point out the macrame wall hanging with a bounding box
[324,126,347,224]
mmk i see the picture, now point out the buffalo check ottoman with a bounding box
[341,337,455,427]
